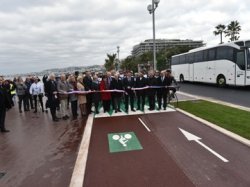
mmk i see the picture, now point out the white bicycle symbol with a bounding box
[112,134,132,147]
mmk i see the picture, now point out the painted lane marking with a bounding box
[138,118,151,132]
[179,128,229,163]
[69,114,94,187]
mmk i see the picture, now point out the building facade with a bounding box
[132,39,204,57]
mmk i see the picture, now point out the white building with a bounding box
[132,39,204,57]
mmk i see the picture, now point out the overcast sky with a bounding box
[0,0,249,75]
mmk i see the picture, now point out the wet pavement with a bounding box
[0,106,86,187]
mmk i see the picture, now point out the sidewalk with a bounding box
[0,106,86,187]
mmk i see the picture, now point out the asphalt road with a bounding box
[83,112,250,187]
[178,82,250,108]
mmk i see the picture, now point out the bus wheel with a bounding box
[180,75,184,82]
[217,75,226,87]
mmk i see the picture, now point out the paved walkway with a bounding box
[0,106,86,187]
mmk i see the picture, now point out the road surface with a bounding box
[178,82,250,108]
[83,111,250,187]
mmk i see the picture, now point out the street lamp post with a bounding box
[147,0,160,71]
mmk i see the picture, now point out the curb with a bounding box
[176,108,250,148]
[69,114,94,187]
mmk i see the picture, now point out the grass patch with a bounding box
[178,100,250,140]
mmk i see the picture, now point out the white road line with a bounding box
[138,118,151,132]
[196,140,229,162]
[179,128,229,162]
[69,114,94,187]
[177,108,250,147]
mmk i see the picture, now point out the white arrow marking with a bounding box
[179,128,229,163]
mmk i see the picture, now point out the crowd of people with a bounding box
[0,69,177,132]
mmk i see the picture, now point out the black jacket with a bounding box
[110,79,123,97]
[123,77,135,95]
[157,76,167,94]
[83,76,92,91]
[135,77,147,95]
[0,86,12,110]
[147,76,157,96]
[91,81,101,102]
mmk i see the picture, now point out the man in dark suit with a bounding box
[147,71,157,110]
[0,76,12,133]
[157,71,168,110]
[123,71,135,112]
[110,73,123,113]
[135,72,147,111]
[83,71,93,114]
[45,73,59,122]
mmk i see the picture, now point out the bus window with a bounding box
[187,53,194,64]
[217,47,234,61]
[194,51,203,62]
[246,41,250,69]
[172,56,179,65]
[208,49,216,61]
[180,55,186,64]
[247,49,250,69]
[236,51,245,70]
[203,50,208,61]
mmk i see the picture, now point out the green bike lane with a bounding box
[82,111,250,187]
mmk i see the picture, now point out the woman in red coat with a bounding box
[99,75,111,113]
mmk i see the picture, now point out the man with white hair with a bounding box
[57,74,70,120]
[46,73,59,122]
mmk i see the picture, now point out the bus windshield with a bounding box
[246,41,250,69]
[248,49,250,69]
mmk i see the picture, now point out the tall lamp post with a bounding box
[147,0,160,71]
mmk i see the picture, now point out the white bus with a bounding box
[171,40,250,86]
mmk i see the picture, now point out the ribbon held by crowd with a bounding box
[57,85,179,95]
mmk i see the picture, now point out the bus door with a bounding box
[188,63,194,81]
[235,50,246,86]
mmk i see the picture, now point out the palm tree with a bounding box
[225,20,241,42]
[104,53,116,71]
[213,24,226,44]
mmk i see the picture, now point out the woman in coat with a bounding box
[77,76,87,117]
[99,75,111,113]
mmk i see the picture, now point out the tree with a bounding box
[213,24,226,44]
[120,46,195,73]
[104,53,116,71]
[225,20,241,42]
